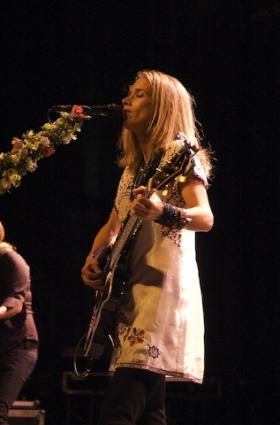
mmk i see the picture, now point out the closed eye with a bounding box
[126,87,146,98]
[135,90,144,97]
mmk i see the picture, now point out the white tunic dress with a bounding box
[109,135,207,384]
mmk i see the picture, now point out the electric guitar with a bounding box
[74,140,195,377]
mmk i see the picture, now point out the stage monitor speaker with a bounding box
[8,401,45,425]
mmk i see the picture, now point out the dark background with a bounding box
[1,1,279,424]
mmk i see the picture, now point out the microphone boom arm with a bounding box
[49,103,122,118]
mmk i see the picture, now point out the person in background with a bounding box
[81,69,214,425]
[0,221,39,425]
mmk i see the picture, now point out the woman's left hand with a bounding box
[131,186,164,221]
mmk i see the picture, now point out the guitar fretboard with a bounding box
[109,214,142,269]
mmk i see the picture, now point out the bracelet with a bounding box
[155,203,191,229]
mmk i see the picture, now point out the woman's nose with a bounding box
[122,95,131,106]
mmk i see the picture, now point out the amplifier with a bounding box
[62,371,109,395]
[8,401,45,425]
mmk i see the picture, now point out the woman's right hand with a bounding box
[81,254,105,291]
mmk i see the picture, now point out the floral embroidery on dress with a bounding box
[160,226,182,247]
[118,324,130,341]
[127,327,145,346]
[148,345,160,359]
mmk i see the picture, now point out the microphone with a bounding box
[49,103,123,118]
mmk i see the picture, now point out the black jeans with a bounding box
[0,342,38,425]
[98,368,167,425]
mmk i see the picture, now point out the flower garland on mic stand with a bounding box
[0,105,90,195]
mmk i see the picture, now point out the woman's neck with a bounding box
[137,134,153,164]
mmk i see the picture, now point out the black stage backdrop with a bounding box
[1,1,279,424]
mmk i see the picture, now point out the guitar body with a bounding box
[80,222,137,370]
[98,224,133,299]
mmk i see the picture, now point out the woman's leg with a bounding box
[98,368,167,425]
[137,372,167,425]
[0,346,38,425]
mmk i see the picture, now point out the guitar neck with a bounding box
[109,214,142,269]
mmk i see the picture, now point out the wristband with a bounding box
[155,203,191,229]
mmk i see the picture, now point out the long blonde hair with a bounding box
[118,69,212,176]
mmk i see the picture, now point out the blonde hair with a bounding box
[0,221,14,251]
[0,221,5,242]
[118,69,212,176]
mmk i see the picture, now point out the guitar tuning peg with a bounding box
[177,175,187,183]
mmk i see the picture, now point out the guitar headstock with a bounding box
[150,143,194,191]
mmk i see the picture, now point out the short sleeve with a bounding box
[186,152,208,187]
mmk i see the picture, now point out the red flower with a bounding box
[12,138,23,150]
[43,145,56,157]
[71,104,84,117]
